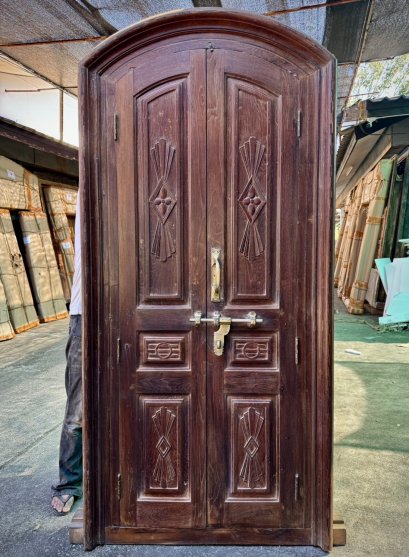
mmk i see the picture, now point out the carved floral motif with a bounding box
[238,137,266,260]
[150,139,177,261]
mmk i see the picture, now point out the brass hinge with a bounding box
[116,473,122,500]
[294,473,300,501]
[114,113,119,141]
[116,337,121,365]
[297,110,302,138]
[295,336,300,365]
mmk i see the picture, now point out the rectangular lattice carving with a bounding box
[227,333,278,369]
[139,396,189,499]
[227,397,278,500]
[139,333,189,368]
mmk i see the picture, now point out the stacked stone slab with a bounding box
[0,209,39,333]
[0,276,15,341]
[19,211,68,323]
[43,186,77,300]
[0,156,42,211]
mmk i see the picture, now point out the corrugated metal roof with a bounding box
[336,95,409,205]
[0,1,408,116]
[361,0,409,62]
[343,95,409,125]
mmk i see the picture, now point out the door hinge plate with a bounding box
[295,336,300,365]
[116,473,122,500]
[295,473,300,500]
[297,110,302,138]
[116,337,121,365]
[114,113,119,141]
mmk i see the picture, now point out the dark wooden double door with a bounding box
[111,41,308,539]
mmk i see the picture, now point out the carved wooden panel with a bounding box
[150,139,177,262]
[227,79,280,305]
[137,80,186,304]
[139,333,190,369]
[238,137,266,260]
[228,397,278,499]
[140,396,189,498]
[227,333,278,369]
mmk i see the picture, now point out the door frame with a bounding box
[79,9,335,551]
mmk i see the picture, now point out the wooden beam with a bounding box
[0,117,78,161]
[0,36,104,47]
[265,0,365,17]
[192,0,222,6]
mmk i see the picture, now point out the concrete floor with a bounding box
[0,298,408,556]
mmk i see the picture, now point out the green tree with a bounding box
[349,54,409,105]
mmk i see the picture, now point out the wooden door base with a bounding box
[333,513,347,546]
[69,508,346,548]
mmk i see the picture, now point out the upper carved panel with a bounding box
[238,137,266,261]
[227,79,279,305]
[149,139,177,262]
[136,81,186,303]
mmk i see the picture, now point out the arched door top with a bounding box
[81,8,334,77]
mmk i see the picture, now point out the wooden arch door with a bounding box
[80,10,335,551]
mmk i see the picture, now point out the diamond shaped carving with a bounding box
[238,137,266,260]
[156,435,171,458]
[245,436,259,459]
[239,407,265,488]
[152,406,176,487]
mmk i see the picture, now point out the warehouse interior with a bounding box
[0,2,408,556]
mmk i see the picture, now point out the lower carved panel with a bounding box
[139,396,189,499]
[228,397,278,499]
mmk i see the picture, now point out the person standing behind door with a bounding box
[51,193,82,515]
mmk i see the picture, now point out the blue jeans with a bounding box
[51,315,83,498]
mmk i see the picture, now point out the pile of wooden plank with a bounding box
[335,154,409,317]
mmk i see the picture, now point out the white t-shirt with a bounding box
[69,193,82,315]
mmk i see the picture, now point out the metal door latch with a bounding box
[189,311,263,356]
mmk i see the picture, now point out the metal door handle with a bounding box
[211,247,221,302]
[189,311,263,356]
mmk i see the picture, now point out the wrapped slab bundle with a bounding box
[0,209,39,333]
[43,186,77,216]
[43,186,76,297]
[19,211,68,323]
[0,277,15,341]
[0,156,42,211]
[25,171,42,211]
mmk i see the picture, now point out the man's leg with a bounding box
[51,314,82,513]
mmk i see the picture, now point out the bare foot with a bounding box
[51,494,75,515]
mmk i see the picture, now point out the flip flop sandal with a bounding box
[51,494,76,516]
